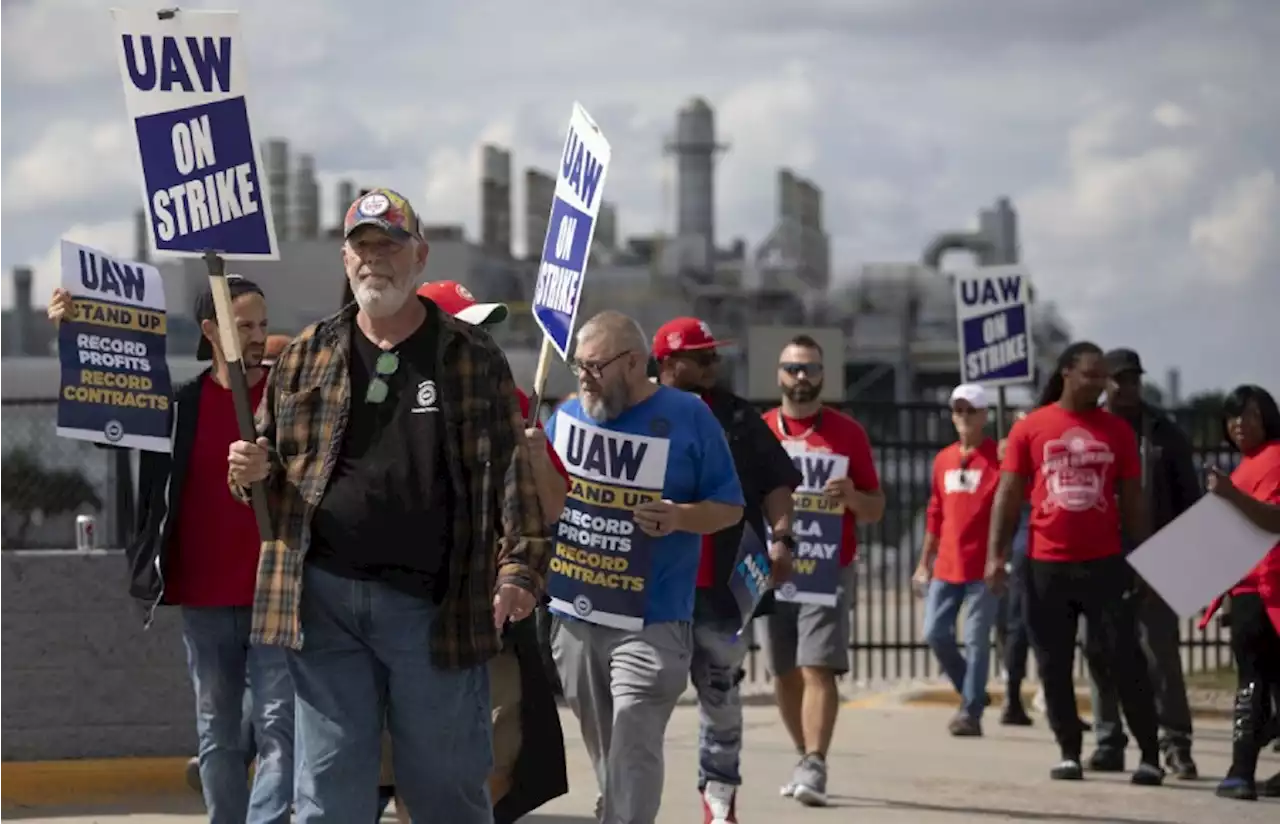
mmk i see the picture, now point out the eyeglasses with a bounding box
[365,351,400,404]
[780,362,823,377]
[570,350,632,381]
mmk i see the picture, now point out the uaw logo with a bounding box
[573,594,594,617]
[1041,427,1115,513]
[103,419,125,443]
[779,581,799,600]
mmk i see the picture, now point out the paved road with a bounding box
[10,698,1278,823]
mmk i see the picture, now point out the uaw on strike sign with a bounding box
[954,265,1035,386]
[111,9,278,260]
[531,104,612,359]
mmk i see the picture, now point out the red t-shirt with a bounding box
[1001,404,1140,562]
[926,438,1001,583]
[164,374,268,607]
[516,388,570,488]
[1229,441,1280,595]
[696,393,718,588]
[762,406,880,567]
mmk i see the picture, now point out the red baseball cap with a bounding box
[652,317,733,361]
[417,281,509,326]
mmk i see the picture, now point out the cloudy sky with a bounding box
[3,0,1277,395]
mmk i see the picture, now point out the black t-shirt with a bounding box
[307,315,452,600]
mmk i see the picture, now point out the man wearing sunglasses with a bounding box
[760,334,884,808]
[912,384,1002,737]
[651,316,801,824]
[227,189,549,823]
[544,310,745,824]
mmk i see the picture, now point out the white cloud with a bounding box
[2,0,1277,395]
[0,220,135,310]
[2,120,137,214]
[1190,169,1279,285]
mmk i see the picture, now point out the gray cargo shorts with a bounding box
[759,567,854,676]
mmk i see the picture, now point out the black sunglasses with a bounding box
[780,362,823,377]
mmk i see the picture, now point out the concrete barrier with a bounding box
[1,550,195,761]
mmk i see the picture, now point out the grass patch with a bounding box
[1185,666,1236,691]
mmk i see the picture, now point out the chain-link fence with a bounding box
[1,399,128,549]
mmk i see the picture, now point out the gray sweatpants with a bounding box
[552,617,692,824]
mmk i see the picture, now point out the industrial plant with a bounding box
[3,97,1070,404]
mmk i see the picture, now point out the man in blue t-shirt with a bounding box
[545,310,744,824]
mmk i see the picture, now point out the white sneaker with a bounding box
[1032,685,1047,714]
[702,780,737,823]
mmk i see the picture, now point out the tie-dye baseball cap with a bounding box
[343,188,423,240]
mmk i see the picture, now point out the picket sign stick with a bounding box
[525,337,556,428]
[203,250,273,543]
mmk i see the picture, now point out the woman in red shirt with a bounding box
[1199,385,1280,801]
[989,342,1164,786]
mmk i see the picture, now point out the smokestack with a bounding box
[596,202,618,251]
[293,154,320,240]
[1166,368,1182,407]
[263,138,290,242]
[13,266,33,355]
[524,168,555,260]
[133,208,150,262]
[336,180,356,229]
[665,97,727,274]
[480,145,513,257]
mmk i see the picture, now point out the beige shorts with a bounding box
[378,648,524,787]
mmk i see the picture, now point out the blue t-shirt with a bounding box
[546,386,744,624]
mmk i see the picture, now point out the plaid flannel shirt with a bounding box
[232,298,550,669]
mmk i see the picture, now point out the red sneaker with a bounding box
[702,780,738,824]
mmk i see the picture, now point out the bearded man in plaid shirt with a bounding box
[228,188,550,824]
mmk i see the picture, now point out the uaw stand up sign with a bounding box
[110,8,277,542]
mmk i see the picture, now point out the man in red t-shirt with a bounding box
[49,276,294,819]
[912,384,1002,738]
[989,341,1164,787]
[759,334,884,808]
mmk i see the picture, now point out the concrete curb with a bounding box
[898,685,1235,721]
[1,757,192,809]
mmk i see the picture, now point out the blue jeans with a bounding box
[691,598,748,788]
[289,564,493,823]
[181,606,294,824]
[923,579,998,720]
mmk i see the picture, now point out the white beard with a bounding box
[354,279,410,319]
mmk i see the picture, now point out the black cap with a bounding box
[194,275,265,361]
[1104,347,1144,377]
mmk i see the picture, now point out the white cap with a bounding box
[949,383,988,410]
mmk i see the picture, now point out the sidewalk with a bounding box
[6,695,1277,823]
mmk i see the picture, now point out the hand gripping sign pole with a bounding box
[204,251,273,541]
[525,103,612,426]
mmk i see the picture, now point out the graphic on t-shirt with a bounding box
[1041,426,1115,513]
[547,413,671,631]
[411,379,437,414]
[777,444,849,607]
[943,468,983,494]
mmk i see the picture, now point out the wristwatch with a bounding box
[773,533,797,551]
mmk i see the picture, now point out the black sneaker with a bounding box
[1131,762,1165,786]
[1000,703,1034,726]
[1050,759,1084,780]
[1164,749,1198,780]
[1086,748,1125,772]
[1215,776,1258,801]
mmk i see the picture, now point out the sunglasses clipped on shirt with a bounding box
[780,362,823,377]
[366,351,400,404]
